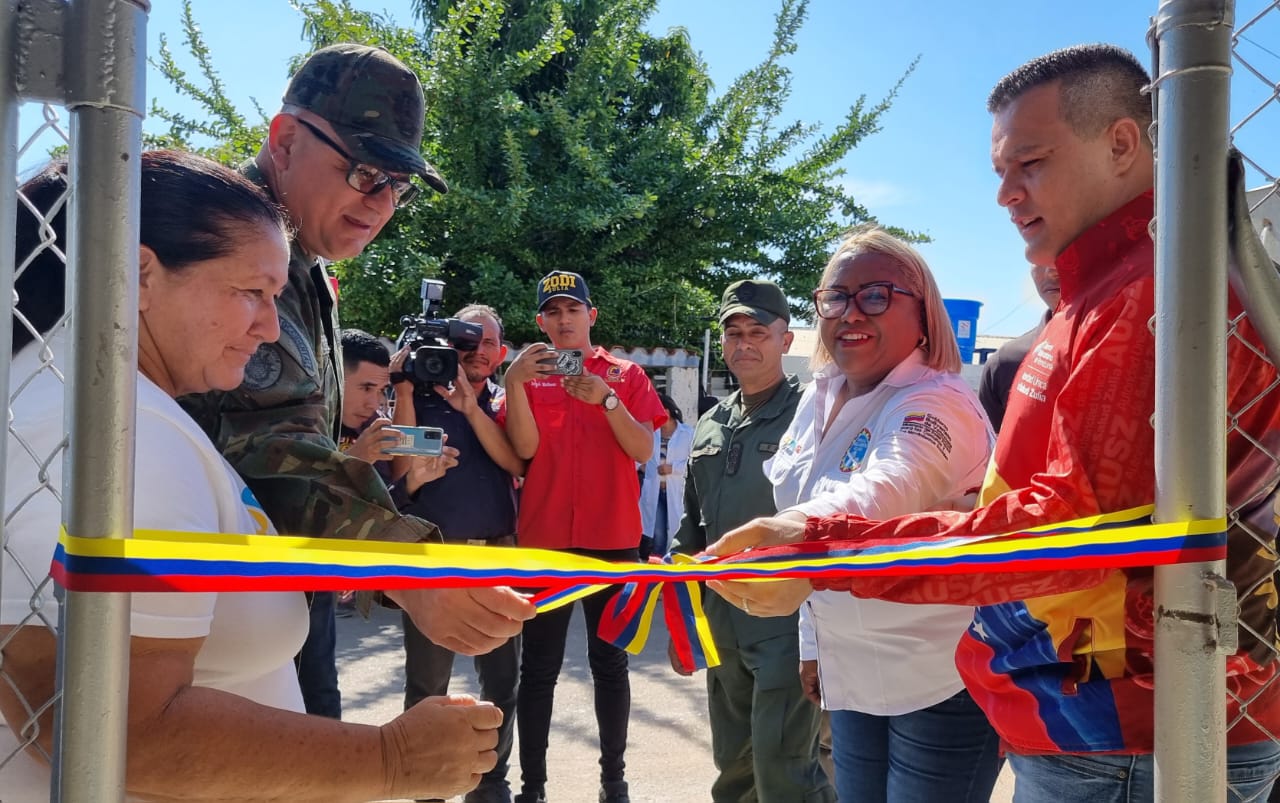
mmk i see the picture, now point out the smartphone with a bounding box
[383,425,445,457]
[542,348,585,376]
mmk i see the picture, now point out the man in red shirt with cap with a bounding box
[504,270,666,803]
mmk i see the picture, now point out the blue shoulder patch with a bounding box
[242,343,284,391]
[278,316,317,375]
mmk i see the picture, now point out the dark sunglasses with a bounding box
[813,282,916,319]
[295,118,420,208]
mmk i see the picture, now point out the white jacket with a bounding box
[639,421,694,537]
[767,351,993,716]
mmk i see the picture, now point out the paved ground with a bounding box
[337,605,1014,802]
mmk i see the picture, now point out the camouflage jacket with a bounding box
[178,162,438,544]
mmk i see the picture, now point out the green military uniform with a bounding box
[178,161,438,545]
[671,376,834,803]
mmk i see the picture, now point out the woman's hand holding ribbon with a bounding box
[704,510,813,618]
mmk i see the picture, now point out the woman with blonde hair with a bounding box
[759,228,1000,802]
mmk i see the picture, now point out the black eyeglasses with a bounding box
[295,118,420,208]
[813,282,916,319]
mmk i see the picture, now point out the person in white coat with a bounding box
[763,229,1001,803]
[638,393,694,559]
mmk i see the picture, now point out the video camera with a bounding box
[398,279,482,387]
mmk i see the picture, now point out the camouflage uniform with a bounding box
[179,162,438,545]
[179,41,445,546]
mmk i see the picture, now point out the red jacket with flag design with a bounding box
[804,191,1280,753]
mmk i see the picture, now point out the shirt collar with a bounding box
[725,374,801,421]
[478,378,502,402]
[1055,189,1154,304]
[585,345,622,366]
[241,159,323,270]
[811,348,932,391]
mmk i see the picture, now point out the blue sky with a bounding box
[19,0,1279,336]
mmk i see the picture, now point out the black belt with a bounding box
[459,534,516,546]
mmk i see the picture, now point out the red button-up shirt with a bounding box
[518,347,666,550]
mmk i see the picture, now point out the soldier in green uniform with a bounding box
[669,280,834,803]
[180,43,533,731]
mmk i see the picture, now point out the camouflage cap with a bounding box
[283,43,448,193]
[719,279,790,325]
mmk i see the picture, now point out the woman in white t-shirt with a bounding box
[752,230,1001,802]
[0,151,498,802]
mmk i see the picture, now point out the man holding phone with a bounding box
[288,328,395,709]
[504,271,666,803]
[338,329,398,464]
[389,304,524,803]
[341,328,457,488]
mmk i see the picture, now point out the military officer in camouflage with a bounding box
[668,280,834,803]
[180,44,533,702]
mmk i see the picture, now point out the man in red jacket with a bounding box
[707,44,1280,802]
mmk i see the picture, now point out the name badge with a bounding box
[725,442,743,476]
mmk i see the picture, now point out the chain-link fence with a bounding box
[1,1,146,800]
[1233,2,1280,229]
[1148,2,1280,801]
[0,102,71,788]
[1225,3,1280,801]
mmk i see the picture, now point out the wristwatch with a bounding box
[601,390,620,412]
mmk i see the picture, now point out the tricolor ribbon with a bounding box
[51,506,1225,672]
[594,553,721,673]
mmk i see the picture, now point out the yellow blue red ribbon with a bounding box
[595,553,720,672]
[51,506,1225,671]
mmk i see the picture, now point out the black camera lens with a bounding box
[423,354,446,375]
[409,344,460,385]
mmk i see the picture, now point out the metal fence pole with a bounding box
[50,1,148,800]
[1151,0,1235,800]
[0,0,19,612]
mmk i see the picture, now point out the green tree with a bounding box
[153,0,916,349]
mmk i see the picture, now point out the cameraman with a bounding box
[503,271,666,803]
[341,329,460,489]
[390,304,524,803]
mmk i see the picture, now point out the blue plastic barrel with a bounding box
[942,298,982,364]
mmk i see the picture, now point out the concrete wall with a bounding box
[664,366,700,424]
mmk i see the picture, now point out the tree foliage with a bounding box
[152,0,917,348]
[149,1,270,161]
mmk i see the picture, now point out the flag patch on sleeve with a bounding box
[900,412,952,457]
